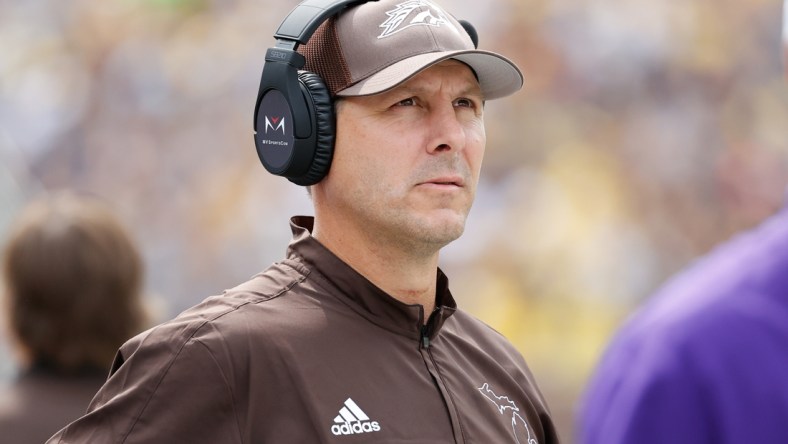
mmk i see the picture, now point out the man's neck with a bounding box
[311,216,439,318]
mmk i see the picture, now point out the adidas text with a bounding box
[331,421,381,435]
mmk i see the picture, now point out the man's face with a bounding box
[319,60,486,252]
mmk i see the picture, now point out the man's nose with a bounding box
[426,104,466,154]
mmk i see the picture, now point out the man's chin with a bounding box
[415,213,467,246]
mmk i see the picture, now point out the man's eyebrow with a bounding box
[459,84,484,98]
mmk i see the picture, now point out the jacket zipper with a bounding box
[419,308,464,443]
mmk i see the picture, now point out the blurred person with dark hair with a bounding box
[576,3,788,443]
[0,192,148,444]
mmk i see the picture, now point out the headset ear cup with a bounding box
[289,71,335,186]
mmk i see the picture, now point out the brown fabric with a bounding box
[298,18,353,96]
[48,217,559,444]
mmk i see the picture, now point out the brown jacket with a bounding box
[49,217,558,443]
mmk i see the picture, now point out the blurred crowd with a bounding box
[1,0,787,439]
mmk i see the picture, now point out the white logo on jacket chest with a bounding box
[478,383,538,444]
[330,398,381,436]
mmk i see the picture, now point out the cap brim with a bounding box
[336,50,524,100]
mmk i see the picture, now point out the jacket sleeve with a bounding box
[47,327,242,444]
[576,338,712,444]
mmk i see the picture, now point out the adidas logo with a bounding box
[330,398,382,436]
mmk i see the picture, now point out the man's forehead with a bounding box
[387,60,483,96]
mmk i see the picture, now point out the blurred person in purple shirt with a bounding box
[576,3,788,443]
[0,192,148,444]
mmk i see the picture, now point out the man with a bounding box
[48,0,558,443]
[1,193,148,444]
[576,2,788,442]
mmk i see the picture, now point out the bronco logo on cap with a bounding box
[378,0,456,39]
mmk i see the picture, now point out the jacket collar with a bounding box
[286,216,457,341]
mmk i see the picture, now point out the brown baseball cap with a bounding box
[298,0,523,100]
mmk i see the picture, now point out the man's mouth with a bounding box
[419,176,465,187]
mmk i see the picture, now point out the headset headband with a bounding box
[254,0,375,139]
[274,0,376,48]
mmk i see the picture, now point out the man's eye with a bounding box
[455,98,475,108]
[395,97,416,107]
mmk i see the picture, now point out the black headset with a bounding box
[253,0,370,186]
[253,0,478,186]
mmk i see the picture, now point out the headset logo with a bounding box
[378,0,455,39]
[264,116,286,134]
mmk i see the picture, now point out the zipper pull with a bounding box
[421,325,430,349]
[420,307,442,349]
